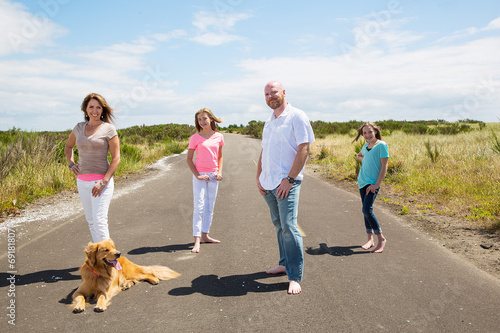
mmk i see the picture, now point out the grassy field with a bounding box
[1,121,499,230]
[0,124,194,216]
[308,122,500,229]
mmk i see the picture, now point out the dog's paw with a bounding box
[121,281,135,290]
[94,305,107,312]
[71,296,86,313]
[95,295,108,312]
[72,306,85,313]
[148,277,160,285]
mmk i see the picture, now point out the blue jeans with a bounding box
[263,181,303,282]
[359,185,382,235]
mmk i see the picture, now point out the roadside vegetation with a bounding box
[223,119,500,230]
[0,124,194,217]
[309,122,500,230]
[2,119,499,230]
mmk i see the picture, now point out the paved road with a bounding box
[1,133,499,332]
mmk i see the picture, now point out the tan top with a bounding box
[72,122,118,175]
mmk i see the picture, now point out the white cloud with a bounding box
[191,32,244,46]
[231,32,500,122]
[0,31,182,131]
[0,0,68,56]
[485,17,500,30]
[339,99,388,110]
[192,11,251,32]
[437,16,500,43]
[347,16,425,53]
[190,11,251,46]
[1,5,499,132]
[151,30,188,42]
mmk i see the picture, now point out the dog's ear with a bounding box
[84,242,98,267]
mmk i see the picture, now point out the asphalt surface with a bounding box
[1,133,499,333]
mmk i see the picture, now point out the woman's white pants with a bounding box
[77,178,114,242]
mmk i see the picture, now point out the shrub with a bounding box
[387,160,403,175]
[241,120,264,139]
[318,146,328,160]
[491,129,500,154]
[120,144,142,163]
[424,140,440,163]
[353,140,364,177]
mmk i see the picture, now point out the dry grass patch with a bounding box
[310,123,500,229]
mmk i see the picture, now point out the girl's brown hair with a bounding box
[81,93,115,123]
[352,121,382,143]
[195,108,223,132]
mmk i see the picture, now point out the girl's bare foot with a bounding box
[361,233,375,250]
[361,241,374,250]
[372,238,386,253]
[266,265,286,274]
[200,233,220,243]
[192,236,201,253]
[288,281,301,295]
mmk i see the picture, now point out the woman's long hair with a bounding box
[81,93,115,123]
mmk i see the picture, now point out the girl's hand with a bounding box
[215,174,223,181]
[366,184,380,194]
[197,174,210,181]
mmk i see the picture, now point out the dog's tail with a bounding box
[147,265,181,280]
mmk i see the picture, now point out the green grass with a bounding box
[0,124,194,216]
[3,120,499,231]
[309,122,500,229]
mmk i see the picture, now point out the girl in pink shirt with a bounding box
[187,108,224,253]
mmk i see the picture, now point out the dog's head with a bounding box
[84,239,122,271]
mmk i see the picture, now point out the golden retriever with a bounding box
[71,239,180,313]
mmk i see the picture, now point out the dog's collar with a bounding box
[87,264,100,277]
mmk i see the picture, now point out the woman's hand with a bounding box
[69,163,80,175]
[92,181,106,197]
[215,174,223,181]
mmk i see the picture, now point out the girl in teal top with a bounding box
[353,122,389,253]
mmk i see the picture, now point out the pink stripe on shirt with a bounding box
[77,173,105,181]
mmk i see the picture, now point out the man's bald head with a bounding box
[264,81,286,110]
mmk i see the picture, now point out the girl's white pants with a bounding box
[192,172,219,237]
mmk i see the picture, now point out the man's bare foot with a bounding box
[266,265,286,274]
[288,281,301,295]
[372,238,386,253]
[200,234,220,243]
[361,241,374,250]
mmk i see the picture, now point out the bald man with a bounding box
[257,81,315,294]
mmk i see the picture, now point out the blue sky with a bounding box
[1,0,499,131]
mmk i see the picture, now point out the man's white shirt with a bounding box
[260,103,315,190]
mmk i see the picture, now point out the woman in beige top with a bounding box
[64,93,120,242]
